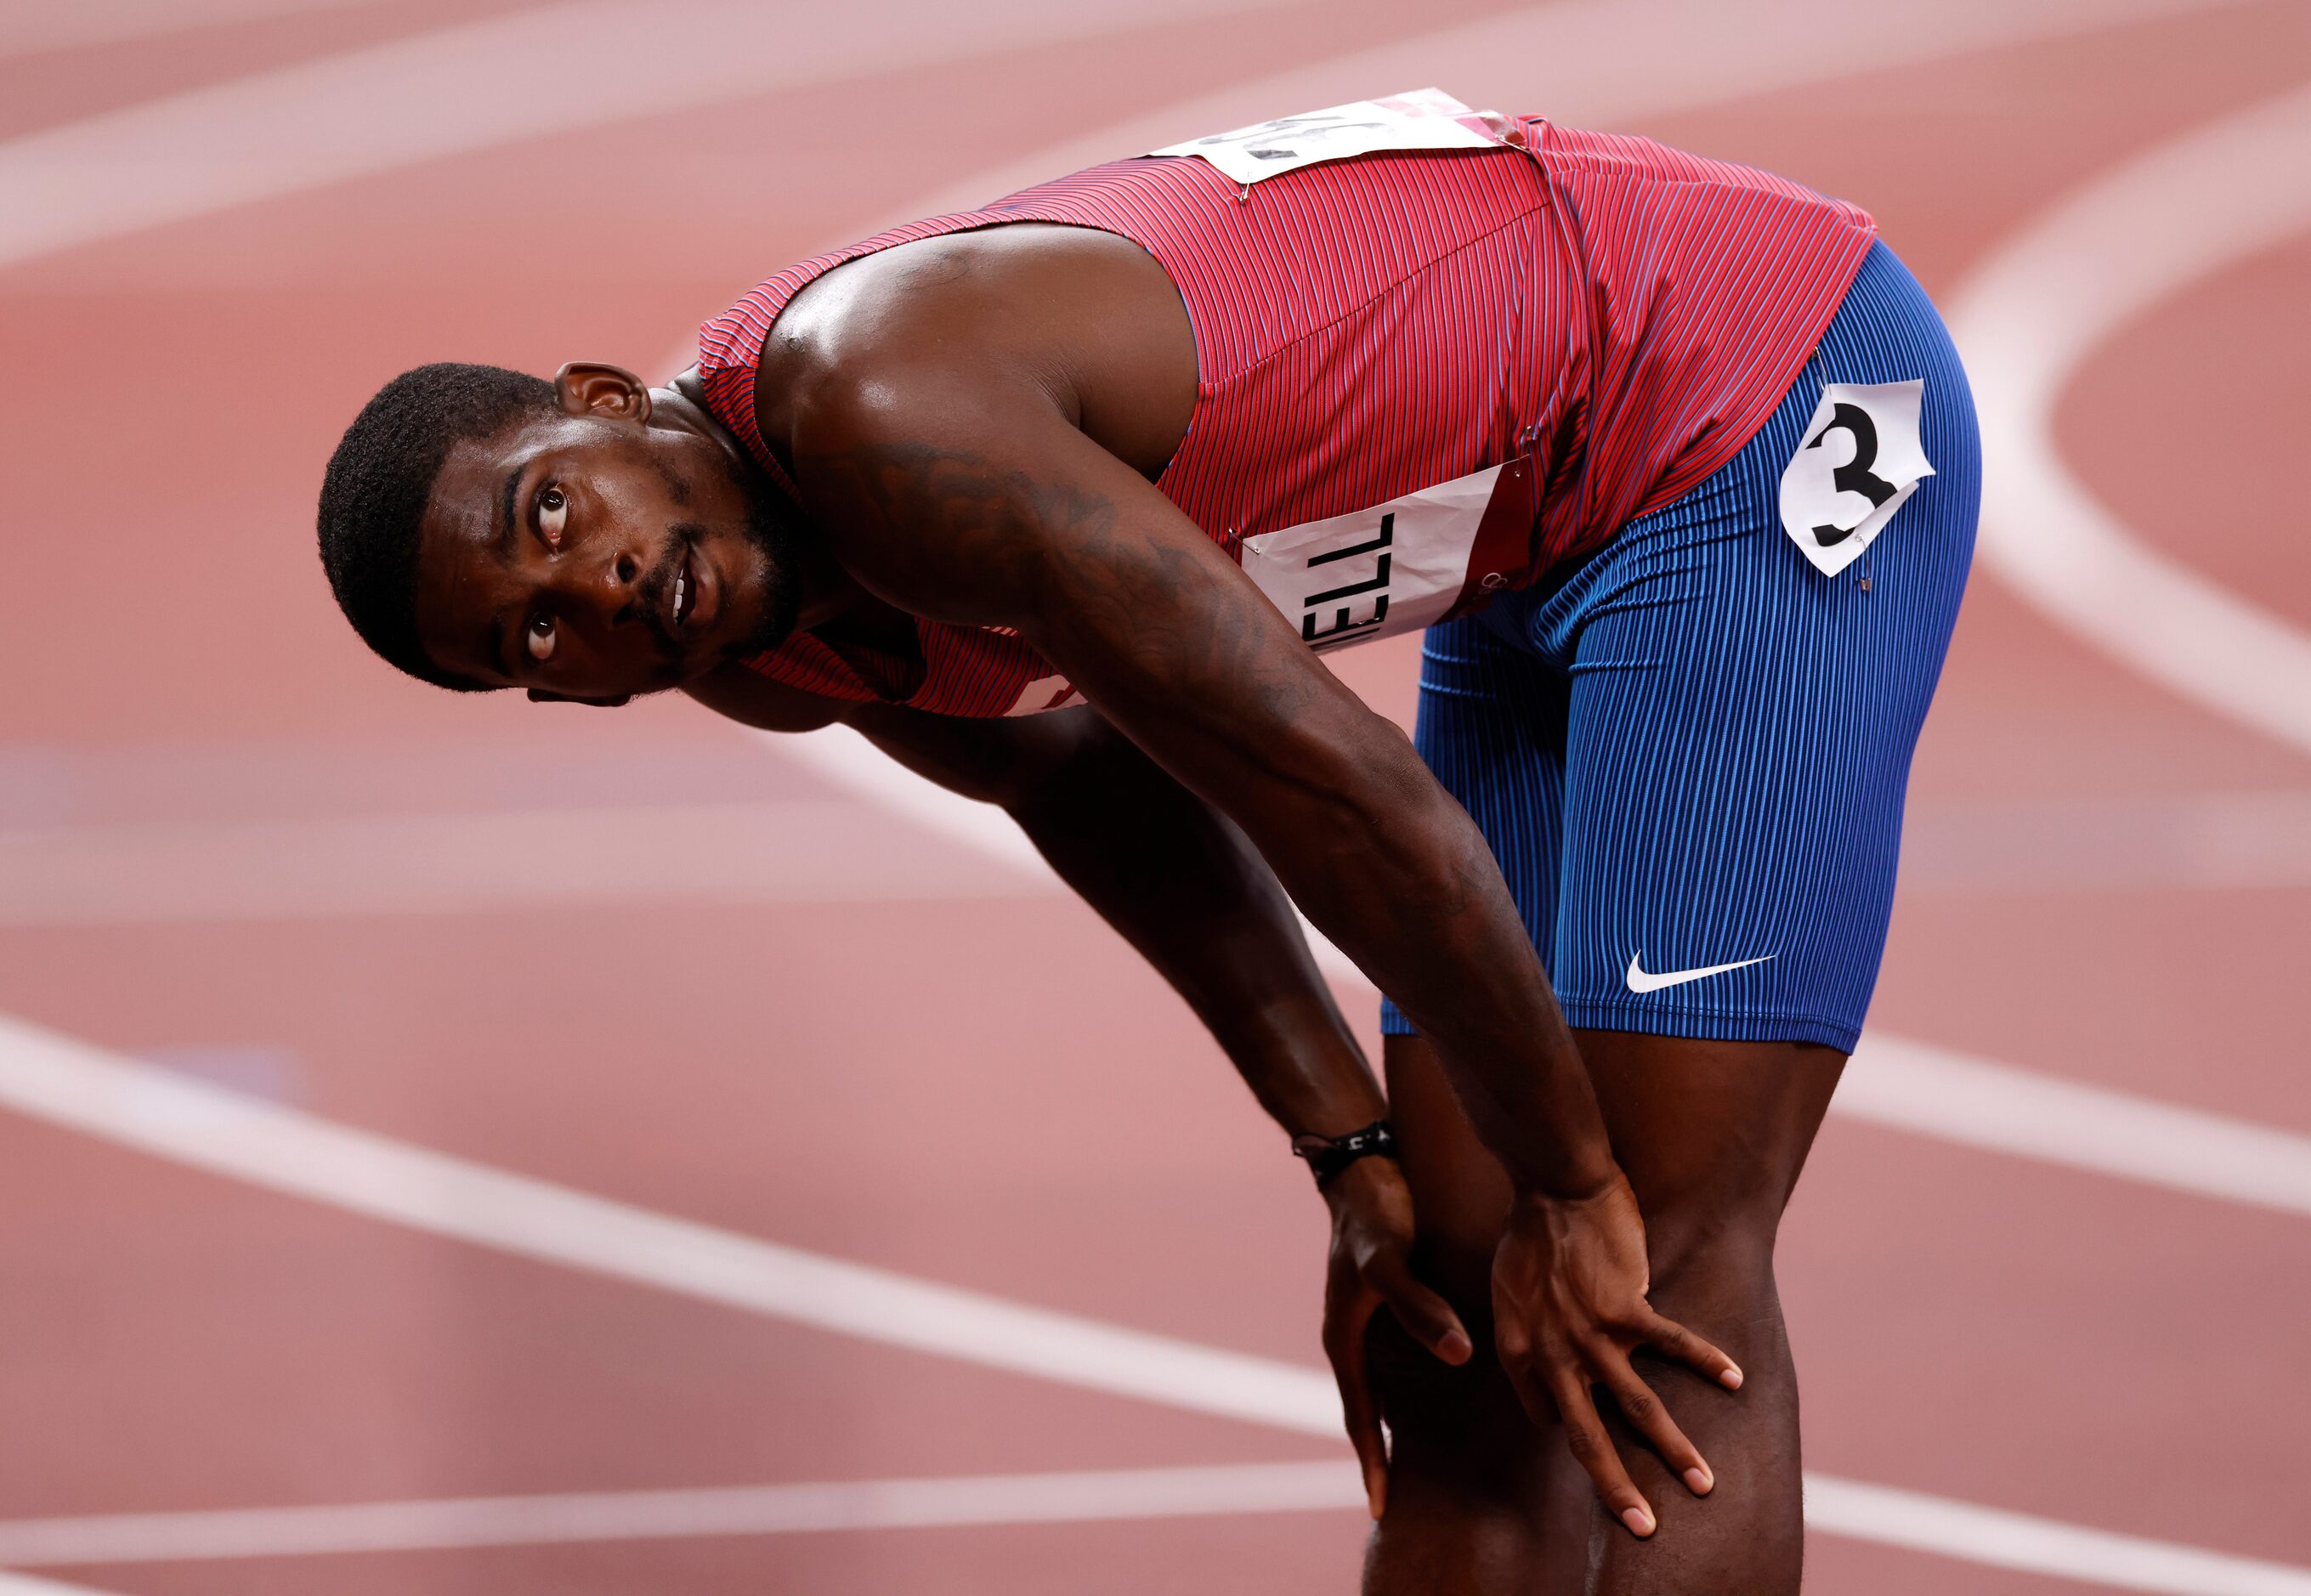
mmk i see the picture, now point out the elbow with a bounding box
[1279,720,1480,906]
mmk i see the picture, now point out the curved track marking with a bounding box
[1949,82,2311,756]
[1,1010,2306,1594]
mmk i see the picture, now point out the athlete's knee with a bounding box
[1368,1297,1543,1499]
[1629,1202,1787,1388]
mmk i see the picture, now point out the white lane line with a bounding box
[0,0,385,62]
[1,1016,2307,1592]
[1,1465,2308,1596]
[1842,1035,2311,1219]
[0,1010,1343,1440]
[0,1463,1363,1565]
[0,0,1304,272]
[0,798,1044,926]
[0,1575,123,1596]
[1948,82,2311,758]
[1803,1477,2311,1596]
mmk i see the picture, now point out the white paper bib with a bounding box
[1148,88,1500,186]
[1238,463,1521,653]
[997,461,1527,714]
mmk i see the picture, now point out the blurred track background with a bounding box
[1,1,2308,1591]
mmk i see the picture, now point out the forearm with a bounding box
[1223,707,1617,1198]
[1006,743,1385,1141]
[790,403,1609,1195]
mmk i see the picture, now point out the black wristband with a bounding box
[1290,1119,1396,1189]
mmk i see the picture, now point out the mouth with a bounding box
[670,548,695,631]
[656,536,724,663]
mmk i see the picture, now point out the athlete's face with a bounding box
[413,365,801,704]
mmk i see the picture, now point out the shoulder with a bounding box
[776,225,1175,410]
[760,234,1056,478]
[683,660,850,733]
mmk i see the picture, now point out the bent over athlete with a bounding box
[315,96,1978,1593]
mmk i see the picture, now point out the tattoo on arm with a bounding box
[801,437,1320,726]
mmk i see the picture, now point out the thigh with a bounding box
[1537,249,1980,1056]
[1379,1030,1839,1298]
[1379,614,1572,1039]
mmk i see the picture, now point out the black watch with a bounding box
[1290,1119,1396,1189]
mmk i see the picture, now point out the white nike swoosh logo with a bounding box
[1625,954,1775,993]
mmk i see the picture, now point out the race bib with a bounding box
[1148,88,1500,186]
[1777,380,1934,576]
[991,462,1527,714]
[1239,461,1532,653]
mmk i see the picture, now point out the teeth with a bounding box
[674,569,688,623]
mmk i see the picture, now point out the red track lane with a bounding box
[2,1,2307,1591]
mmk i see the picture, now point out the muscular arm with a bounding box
[693,665,1476,1508]
[785,367,1616,1203]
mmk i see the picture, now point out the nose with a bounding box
[585,546,644,631]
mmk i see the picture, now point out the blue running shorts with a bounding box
[1380,241,1980,1054]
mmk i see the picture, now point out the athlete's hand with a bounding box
[1322,1156,1472,1519]
[1491,1169,1742,1537]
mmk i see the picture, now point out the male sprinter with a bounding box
[316,96,1977,1593]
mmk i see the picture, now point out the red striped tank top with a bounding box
[696,111,1876,717]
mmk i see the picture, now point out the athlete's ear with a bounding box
[552,362,652,422]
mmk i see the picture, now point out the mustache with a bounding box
[633,527,705,663]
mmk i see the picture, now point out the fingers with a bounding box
[1543,1365,1657,1538]
[1323,1294,1388,1520]
[1599,1359,1712,1500]
[1640,1308,1744,1392]
[1493,1316,1557,1433]
[1498,1322,1727,1537]
[1367,1254,1473,1366]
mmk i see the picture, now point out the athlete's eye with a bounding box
[537,485,567,548]
[526,613,556,662]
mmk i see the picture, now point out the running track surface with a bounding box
[1,3,2307,1592]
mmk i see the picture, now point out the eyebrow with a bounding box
[496,464,525,555]
[481,464,528,680]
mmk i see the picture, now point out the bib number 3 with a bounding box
[1776,379,1934,576]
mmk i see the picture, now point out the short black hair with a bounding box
[317,362,556,690]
